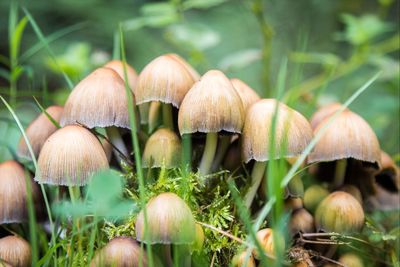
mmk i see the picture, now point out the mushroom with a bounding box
[308,109,381,189]
[230,78,260,112]
[303,185,329,214]
[315,191,364,233]
[90,236,148,267]
[135,54,199,130]
[142,128,182,169]
[242,99,312,208]
[178,70,244,176]
[17,105,63,160]
[232,251,256,267]
[289,208,315,235]
[0,235,31,267]
[0,160,42,224]
[309,102,342,130]
[36,125,109,186]
[375,150,399,192]
[135,192,196,267]
[253,228,285,260]
[339,253,364,267]
[60,67,134,159]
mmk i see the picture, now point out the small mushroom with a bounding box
[17,105,63,159]
[36,125,109,186]
[0,235,31,267]
[178,70,244,176]
[230,78,260,112]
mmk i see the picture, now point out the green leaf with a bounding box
[10,16,28,63]
[182,0,228,10]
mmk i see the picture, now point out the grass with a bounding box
[0,1,398,267]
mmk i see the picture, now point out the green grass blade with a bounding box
[119,24,154,267]
[20,22,87,62]
[22,7,74,90]
[24,169,38,265]
[33,96,61,128]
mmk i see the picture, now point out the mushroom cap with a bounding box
[17,105,63,160]
[232,251,256,267]
[135,54,198,108]
[178,70,244,135]
[135,192,196,244]
[90,237,147,267]
[230,78,260,112]
[36,125,109,186]
[253,228,285,260]
[303,185,330,214]
[142,128,182,169]
[60,67,133,129]
[309,102,342,129]
[308,110,381,167]
[289,208,315,235]
[315,191,365,233]
[167,54,200,81]
[0,235,31,267]
[242,99,313,163]
[339,253,364,267]
[375,150,399,191]
[0,160,41,224]
[104,60,138,91]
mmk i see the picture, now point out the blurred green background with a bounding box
[0,0,399,161]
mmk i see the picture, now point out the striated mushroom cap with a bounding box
[167,54,200,81]
[230,78,260,112]
[18,105,63,159]
[375,150,399,192]
[135,192,196,244]
[315,191,365,233]
[309,102,342,130]
[60,67,133,129]
[135,54,198,108]
[0,235,31,267]
[0,160,42,224]
[142,128,182,169]
[178,70,244,135]
[289,208,315,235]
[253,228,285,260]
[308,110,381,168]
[36,125,109,186]
[90,237,147,267]
[104,60,138,91]
[242,99,313,163]
[231,251,256,267]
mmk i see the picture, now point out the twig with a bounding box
[309,251,345,267]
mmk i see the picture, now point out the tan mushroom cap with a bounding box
[375,150,400,191]
[135,192,196,245]
[142,128,182,169]
[104,60,138,91]
[18,105,63,159]
[242,99,313,163]
[60,67,132,129]
[90,237,148,267]
[178,70,244,135]
[0,235,31,267]
[167,54,200,81]
[308,109,381,167]
[309,102,342,129]
[0,160,41,224]
[230,78,260,111]
[135,54,198,108]
[36,125,109,186]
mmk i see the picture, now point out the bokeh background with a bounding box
[0,0,399,161]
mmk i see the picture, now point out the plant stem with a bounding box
[163,245,173,267]
[198,132,218,176]
[210,135,231,172]
[332,159,347,189]
[244,161,267,208]
[162,103,174,130]
[106,126,129,160]
[139,103,150,125]
[148,101,161,133]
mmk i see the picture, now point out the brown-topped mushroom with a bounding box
[0,235,31,267]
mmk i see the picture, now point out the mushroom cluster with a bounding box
[1,53,398,266]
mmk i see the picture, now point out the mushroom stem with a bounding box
[139,103,150,125]
[163,244,173,267]
[173,244,191,267]
[162,103,174,130]
[198,132,219,176]
[148,101,161,134]
[210,135,231,172]
[332,159,347,189]
[244,161,267,208]
[106,126,129,160]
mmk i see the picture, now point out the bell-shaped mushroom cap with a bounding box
[36,125,109,186]
[232,251,256,267]
[0,235,31,267]
[142,128,182,169]
[18,105,63,159]
[60,67,132,129]
[242,99,313,163]
[90,237,148,267]
[0,160,41,224]
[104,60,138,91]
[178,70,245,135]
[167,54,200,81]
[135,54,198,108]
[253,228,285,259]
[230,78,260,112]
[308,110,381,167]
[375,151,399,192]
[135,192,196,244]
[309,102,342,129]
